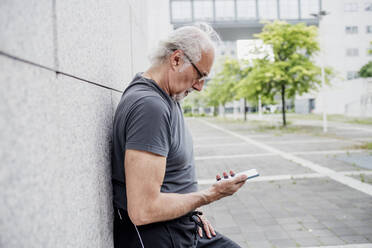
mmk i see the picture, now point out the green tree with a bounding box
[248,21,331,126]
[359,41,372,78]
[182,90,205,114]
[359,61,372,78]
[205,58,241,114]
[235,57,274,109]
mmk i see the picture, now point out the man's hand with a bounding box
[204,170,247,203]
[197,213,216,239]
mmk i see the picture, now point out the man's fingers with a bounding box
[203,221,212,238]
[198,226,203,238]
[216,174,221,181]
[209,222,216,236]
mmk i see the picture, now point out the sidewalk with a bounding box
[187,117,372,248]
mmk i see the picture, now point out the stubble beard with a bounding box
[171,88,194,102]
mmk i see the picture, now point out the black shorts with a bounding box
[113,208,241,248]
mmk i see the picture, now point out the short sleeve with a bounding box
[125,96,171,157]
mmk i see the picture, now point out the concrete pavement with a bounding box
[187,117,372,248]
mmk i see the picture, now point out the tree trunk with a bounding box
[213,105,218,116]
[281,84,286,126]
[244,98,247,121]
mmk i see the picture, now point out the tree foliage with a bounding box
[205,58,241,107]
[359,41,372,78]
[182,21,333,123]
[246,21,332,126]
[359,61,372,78]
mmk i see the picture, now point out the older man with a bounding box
[111,23,247,248]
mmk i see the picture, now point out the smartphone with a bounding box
[235,169,259,182]
[217,169,259,182]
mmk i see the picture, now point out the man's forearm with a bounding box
[129,189,213,226]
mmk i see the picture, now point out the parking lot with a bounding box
[188,117,372,248]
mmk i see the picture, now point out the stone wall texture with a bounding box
[0,1,171,247]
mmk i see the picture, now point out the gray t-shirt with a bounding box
[111,73,198,210]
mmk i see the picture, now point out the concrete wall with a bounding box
[0,1,171,247]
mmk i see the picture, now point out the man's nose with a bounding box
[193,80,204,92]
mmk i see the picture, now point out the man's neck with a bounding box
[142,65,170,96]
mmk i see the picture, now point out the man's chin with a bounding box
[172,93,187,102]
[172,89,193,102]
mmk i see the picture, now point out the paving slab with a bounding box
[267,142,356,153]
[193,136,243,145]
[336,154,372,170]
[199,178,372,247]
[327,129,372,139]
[297,153,370,172]
[187,118,372,247]
[195,156,314,180]
[194,143,269,157]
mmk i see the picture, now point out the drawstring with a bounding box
[188,211,203,247]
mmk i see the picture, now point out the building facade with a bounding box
[311,0,372,116]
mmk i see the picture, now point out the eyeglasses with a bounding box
[182,53,209,83]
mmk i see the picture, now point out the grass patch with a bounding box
[288,114,372,125]
[346,118,372,125]
[184,113,207,117]
[354,142,372,150]
[360,174,365,183]
[198,117,368,142]
[358,174,372,184]
[254,124,319,135]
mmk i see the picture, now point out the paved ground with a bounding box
[186,117,372,248]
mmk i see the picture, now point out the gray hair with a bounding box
[150,23,220,68]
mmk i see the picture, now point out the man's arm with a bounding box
[125,149,247,226]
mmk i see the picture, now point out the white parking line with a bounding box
[193,136,232,141]
[264,139,360,145]
[353,137,372,142]
[197,170,372,185]
[292,150,366,155]
[194,142,246,148]
[195,149,365,161]
[195,153,275,160]
[198,173,324,185]
[339,170,372,176]
[194,140,360,148]
[331,125,372,133]
[198,119,372,197]
[304,244,372,248]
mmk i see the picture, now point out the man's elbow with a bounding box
[127,205,153,226]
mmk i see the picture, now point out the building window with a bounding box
[215,0,235,20]
[280,0,299,19]
[258,0,278,19]
[237,0,256,19]
[367,25,372,33]
[345,26,358,34]
[347,71,359,80]
[171,0,192,21]
[365,2,372,11]
[194,0,213,21]
[346,48,359,56]
[301,0,320,19]
[344,2,359,12]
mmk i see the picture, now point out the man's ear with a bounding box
[170,51,182,71]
